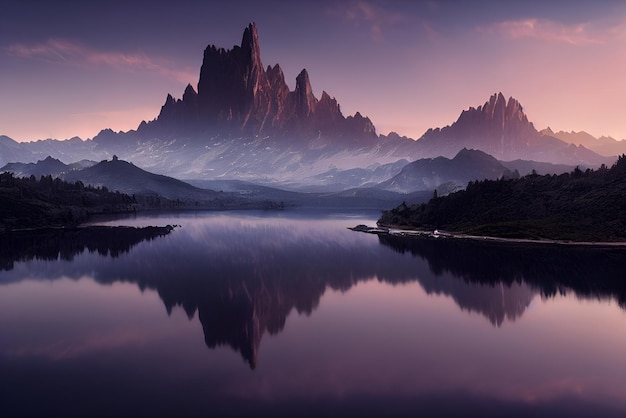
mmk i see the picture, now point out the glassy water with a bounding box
[2,210,626,417]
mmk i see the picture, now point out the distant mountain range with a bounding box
[2,148,575,204]
[1,155,94,178]
[378,148,516,194]
[64,156,218,202]
[540,128,626,157]
[0,156,432,209]
[1,23,621,189]
[2,156,216,201]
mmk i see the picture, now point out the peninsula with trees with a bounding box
[378,155,626,243]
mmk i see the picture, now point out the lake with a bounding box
[2,210,626,417]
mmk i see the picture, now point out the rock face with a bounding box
[417,93,538,159]
[414,92,610,166]
[139,23,377,144]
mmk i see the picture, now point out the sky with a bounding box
[1,0,626,142]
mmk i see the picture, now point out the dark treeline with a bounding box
[0,172,135,230]
[0,225,174,271]
[379,155,626,242]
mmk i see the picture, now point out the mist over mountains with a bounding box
[1,23,622,194]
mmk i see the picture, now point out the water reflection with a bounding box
[2,213,626,369]
[378,234,626,308]
[0,226,174,271]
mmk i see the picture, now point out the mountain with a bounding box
[63,155,220,202]
[1,25,616,186]
[75,23,419,181]
[500,159,577,177]
[379,155,626,242]
[540,128,626,157]
[0,135,34,168]
[0,156,94,178]
[377,148,516,194]
[414,93,612,166]
[1,156,69,178]
[21,136,98,162]
[299,159,409,192]
[136,23,377,145]
[2,155,427,211]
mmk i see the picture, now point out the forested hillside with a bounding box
[0,172,135,230]
[379,156,626,242]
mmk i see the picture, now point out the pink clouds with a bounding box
[6,39,195,84]
[479,17,625,46]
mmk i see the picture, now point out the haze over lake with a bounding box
[2,210,626,417]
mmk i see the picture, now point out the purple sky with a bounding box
[2,0,626,142]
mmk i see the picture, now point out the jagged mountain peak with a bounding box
[413,92,613,166]
[295,68,311,89]
[294,69,317,118]
[444,93,537,136]
[183,84,197,97]
[241,22,261,57]
[465,92,528,125]
[41,155,62,163]
[138,23,376,144]
[481,92,506,112]
[266,63,284,80]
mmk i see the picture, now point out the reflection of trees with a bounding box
[378,234,626,309]
[416,271,534,327]
[0,226,174,271]
[4,222,626,369]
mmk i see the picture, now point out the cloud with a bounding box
[479,18,605,45]
[5,39,195,83]
[331,1,406,41]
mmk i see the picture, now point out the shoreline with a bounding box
[349,224,626,248]
[0,224,177,236]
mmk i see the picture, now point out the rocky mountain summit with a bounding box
[415,93,609,166]
[137,23,377,146]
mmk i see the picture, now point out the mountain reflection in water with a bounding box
[2,213,626,371]
[378,234,626,308]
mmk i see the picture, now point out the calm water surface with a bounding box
[2,210,626,417]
